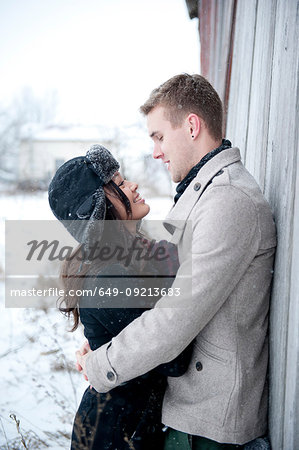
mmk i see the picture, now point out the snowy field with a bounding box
[0,192,172,450]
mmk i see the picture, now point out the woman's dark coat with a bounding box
[71,242,193,450]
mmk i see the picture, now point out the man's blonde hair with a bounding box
[140,74,223,141]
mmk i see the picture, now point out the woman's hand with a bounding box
[76,340,92,381]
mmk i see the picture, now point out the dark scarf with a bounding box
[174,139,232,204]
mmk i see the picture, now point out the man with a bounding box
[77,74,276,448]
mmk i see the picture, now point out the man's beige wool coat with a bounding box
[86,147,277,445]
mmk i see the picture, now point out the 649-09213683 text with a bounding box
[9,286,181,298]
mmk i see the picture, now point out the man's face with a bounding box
[147,106,193,183]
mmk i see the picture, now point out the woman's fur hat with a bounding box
[48,144,120,244]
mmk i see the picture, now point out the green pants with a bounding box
[164,428,244,450]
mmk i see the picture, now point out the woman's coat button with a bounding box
[194,182,201,191]
[107,371,115,381]
[195,361,203,371]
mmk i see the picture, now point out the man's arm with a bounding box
[86,186,260,392]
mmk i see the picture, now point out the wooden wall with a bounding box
[197,0,236,129]
[193,0,299,448]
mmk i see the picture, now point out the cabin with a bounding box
[18,125,116,189]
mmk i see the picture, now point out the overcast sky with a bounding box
[0,0,200,127]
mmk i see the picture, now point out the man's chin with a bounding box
[171,172,181,183]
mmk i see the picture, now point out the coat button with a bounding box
[107,371,115,381]
[195,361,203,371]
[194,182,201,191]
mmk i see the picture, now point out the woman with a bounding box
[48,145,192,450]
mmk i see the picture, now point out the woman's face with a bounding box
[105,172,150,220]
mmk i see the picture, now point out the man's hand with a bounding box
[76,340,92,381]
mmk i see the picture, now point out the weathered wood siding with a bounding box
[198,0,236,128]
[194,0,299,448]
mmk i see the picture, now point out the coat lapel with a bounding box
[163,147,241,244]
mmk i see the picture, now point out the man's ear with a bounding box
[187,113,201,140]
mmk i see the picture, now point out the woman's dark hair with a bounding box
[59,180,135,331]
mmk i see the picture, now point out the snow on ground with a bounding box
[0,192,172,449]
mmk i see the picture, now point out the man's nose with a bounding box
[153,143,163,160]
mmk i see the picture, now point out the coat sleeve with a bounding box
[85,186,261,393]
[95,307,193,377]
[82,263,192,376]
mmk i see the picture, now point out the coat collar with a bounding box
[163,147,241,243]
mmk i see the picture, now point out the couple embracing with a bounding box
[48,74,276,450]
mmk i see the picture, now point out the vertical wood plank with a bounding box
[198,0,235,106]
[264,0,299,446]
[245,0,277,191]
[285,157,299,448]
[198,0,215,80]
[213,0,235,103]
[225,0,258,160]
